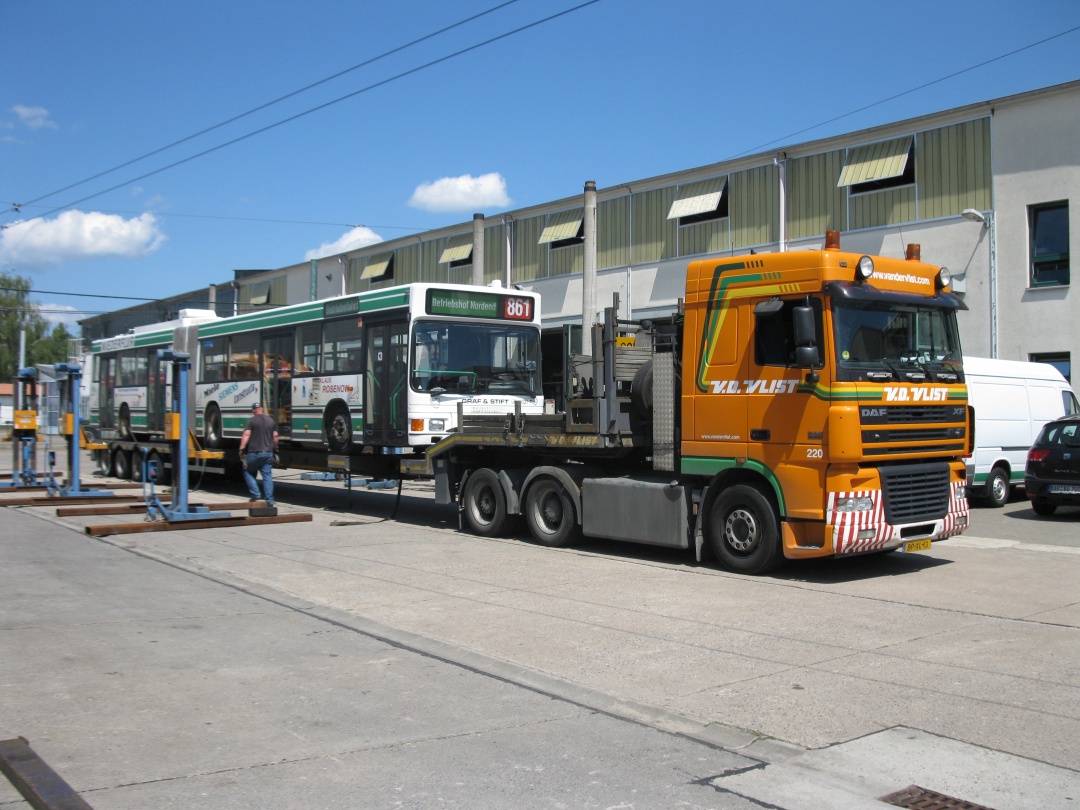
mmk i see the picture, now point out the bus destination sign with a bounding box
[324,296,360,318]
[426,289,533,321]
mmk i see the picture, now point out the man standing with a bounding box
[239,402,279,506]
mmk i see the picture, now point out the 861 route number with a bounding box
[503,296,533,320]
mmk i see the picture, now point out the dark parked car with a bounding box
[1025,415,1080,516]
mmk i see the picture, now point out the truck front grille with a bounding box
[880,462,951,523]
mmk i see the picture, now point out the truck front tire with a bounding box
[708,483,784,575]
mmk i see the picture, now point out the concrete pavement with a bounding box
[3,456,1079,808]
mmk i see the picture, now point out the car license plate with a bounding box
[903,539,932,553]
[1049,484,1080,494]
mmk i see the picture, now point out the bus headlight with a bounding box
[937,266,951,289]
[429,418,446,432]
[834,496,875,512]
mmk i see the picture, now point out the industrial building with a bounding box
[80,79,1078,379]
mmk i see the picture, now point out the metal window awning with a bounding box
[439,235,473,264]
[360,252,394,280]
[538,209,584,243]
[667,177,727,219]
[248,286,269,306]
[838,136,913,187]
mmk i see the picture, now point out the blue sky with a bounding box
[3,0,1080,334]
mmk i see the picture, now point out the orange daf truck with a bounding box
[407,232,973,574]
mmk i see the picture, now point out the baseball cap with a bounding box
[252,403,263,411]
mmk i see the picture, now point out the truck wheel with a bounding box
[984,466,1010,508]
[462,468,510,537]
[708,483,784,575]
[113,448,132,480]
[326,403,353,454]
[205,405,223,449]
[524,477,581,548]
[1032,499,1057,516]
[95,449,113,476]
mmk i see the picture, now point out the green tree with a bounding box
[0,272,75,377]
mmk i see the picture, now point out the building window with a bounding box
[667,177,728,226]
[838,136,914,195]
[1030,202,1069,287]
[1029,352,1072,384]
[539,210,584,250]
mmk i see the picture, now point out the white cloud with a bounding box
[304,226,383,261]
[38,303,83,332]
[408,172,510,213]
[12,105,58,130]
[0,210,166,267]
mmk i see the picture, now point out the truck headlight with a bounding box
[835,496,875,512]
[429,418,446,432]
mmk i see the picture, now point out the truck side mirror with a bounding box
[793,304,819,381]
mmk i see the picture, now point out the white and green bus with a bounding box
[193,282,544,455]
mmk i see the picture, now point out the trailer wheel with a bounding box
[94,449,113,476]
[130,451,144,483]
[118,405,133,440]
[524,476,581,547]
[113,448,132,480]
[326,402,353,454]
[205,405,223,449]
[708,483,784,575]
[462,468,510,537]
[983,466,1010,508]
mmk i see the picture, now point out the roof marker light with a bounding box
[937,267,951,289]
[856,255,874,280]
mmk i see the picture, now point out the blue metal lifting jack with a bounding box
[48,363,115,499]
[142,350,231,522]
[0,368,44,489]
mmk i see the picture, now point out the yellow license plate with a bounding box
[903,539,932,553]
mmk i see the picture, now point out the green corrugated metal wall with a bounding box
[787,150,847,238]
[632,187,676,263]
[598,196,631,268]
[918,117,991,218]
[730,164,779,248]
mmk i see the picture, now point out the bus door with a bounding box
[98,356,116,429]
[261,333,294,436]
[146,350,166,432]
[363,318,409,446]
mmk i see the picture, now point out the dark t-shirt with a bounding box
[245,413,277,453]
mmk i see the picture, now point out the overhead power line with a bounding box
[7,0,602,223]
[728,23,1080,159]
[7,0,524,212]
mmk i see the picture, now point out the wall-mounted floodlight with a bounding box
[962,208,987,225]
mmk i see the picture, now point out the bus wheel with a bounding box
[205,405,223,449]
[118,405,132,440]
[708,483,784,575]
[113,448,132,480]
[462,469,509,537]
[524,476,581,548]
[325,403,353,454]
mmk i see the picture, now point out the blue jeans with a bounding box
[243,451,274,504]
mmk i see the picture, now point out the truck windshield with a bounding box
[411,320,541,396]
[833,301,962,378]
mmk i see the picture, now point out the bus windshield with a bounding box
[833,300,962,379]
[411,320,540,396]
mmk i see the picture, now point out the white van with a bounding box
[964,356,1080,507]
